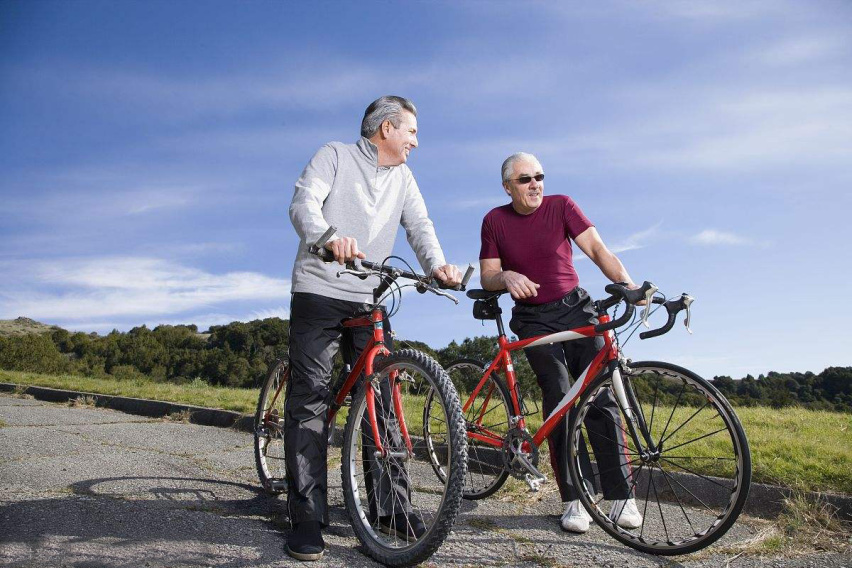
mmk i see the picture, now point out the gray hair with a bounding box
[360,96,418,138]
[501,152,541,183]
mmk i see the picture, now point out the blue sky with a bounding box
[1,0,850,380]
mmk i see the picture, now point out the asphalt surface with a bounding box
[1,393,849,568]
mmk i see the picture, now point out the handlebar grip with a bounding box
[595,303,635,332]
[460,263,475,290]
[640,310,677,339]
[595,281,657,332]
[309,226,338,263]
[639,294,692,339]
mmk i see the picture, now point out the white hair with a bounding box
[360,96,417,138]
[501,152,541,183]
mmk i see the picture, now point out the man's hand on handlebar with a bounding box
[432,264,463,287]
[325,236,366,265]
[625,282,647,306]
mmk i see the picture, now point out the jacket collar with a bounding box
[356,136,379,164]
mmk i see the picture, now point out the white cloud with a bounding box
[750,35,848,67]
[689,229,752,246]
[0,257,291,321]
[575,223,661,261]
[611,223,662,254]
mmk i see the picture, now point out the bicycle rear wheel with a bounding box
[254,359,289,494]
[340,349,467,567]
[568,361,751,555]
[444,358,511,499]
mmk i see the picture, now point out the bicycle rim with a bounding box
[443,359,510,499]
[254,360,288,494]
[340,349,467,566]
[568,361,751,555]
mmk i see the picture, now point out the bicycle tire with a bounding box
[254,359,289,495]
[568,361,751,555]
[442,358,511,499]
[340,349,467,567]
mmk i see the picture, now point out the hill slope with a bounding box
[0,317,60,337]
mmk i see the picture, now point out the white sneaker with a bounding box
[609,498,642,529]
[561,500,592,533]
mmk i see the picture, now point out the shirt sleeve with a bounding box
[400,167,447,274]
[480,212,500,259]
[289,144,338,245]
[563,196,594,240]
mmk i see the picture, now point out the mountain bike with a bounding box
[254,227,474,567]
[436,282,751,555]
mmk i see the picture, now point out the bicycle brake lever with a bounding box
[336,268,370,280]
[430,287,459,305]
[640,284,658,328]
[682,294,694,334]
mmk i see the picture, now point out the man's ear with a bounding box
[503,182,511,195]
[381,120,392,139]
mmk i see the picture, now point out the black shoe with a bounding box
[286,521,325,561]
[379,512,427,539]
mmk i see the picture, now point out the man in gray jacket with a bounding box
[285,95,461,560]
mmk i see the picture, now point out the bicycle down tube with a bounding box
[463,313,621,450]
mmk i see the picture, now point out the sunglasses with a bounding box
[512,173,545,184]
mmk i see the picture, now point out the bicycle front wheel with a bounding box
[254,359,289,494]
[340,349,467,567]
[568,361,751,555]
[444,358,511,499]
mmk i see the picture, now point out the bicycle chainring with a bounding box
[502,428,539,479]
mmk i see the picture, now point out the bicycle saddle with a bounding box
[466,289,507,300]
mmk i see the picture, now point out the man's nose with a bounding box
[410,135,418,148]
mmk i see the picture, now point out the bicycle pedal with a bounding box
[524,473,547,492]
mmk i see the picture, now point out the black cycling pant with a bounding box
[285,292,409,526]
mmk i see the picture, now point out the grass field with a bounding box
[2,369,850,495]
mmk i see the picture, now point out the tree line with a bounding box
[0,318,849,412]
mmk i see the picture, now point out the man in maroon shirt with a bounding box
[480,152,643,533]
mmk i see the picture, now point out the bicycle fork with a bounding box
[611,366,657,457]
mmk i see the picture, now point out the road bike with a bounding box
[436,282,751,555]
[253,227,474,567]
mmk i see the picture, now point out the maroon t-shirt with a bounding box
[480,195,594,305]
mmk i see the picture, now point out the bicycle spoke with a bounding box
[594,456,645,479]
[663,427,730,454]
[660,401,709,447]
[663,455,736,461]
[659,380,686,443]
[657,461,697,533]
[640,462,652,539]
[649,463,671,544]
[648,378,659,437]
[660,457,733,491]
[655,462,717,514]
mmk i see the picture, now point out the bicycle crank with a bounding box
[502,428,547,491]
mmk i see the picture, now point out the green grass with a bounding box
[3,369,851,495]
[0,370,259,414]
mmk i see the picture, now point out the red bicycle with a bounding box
[437,282,751,555]
[254,228,474,566]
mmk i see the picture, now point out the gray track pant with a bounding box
[285,292,409,526]
[510,287,632,502]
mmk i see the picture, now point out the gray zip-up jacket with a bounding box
[289,137,447,303]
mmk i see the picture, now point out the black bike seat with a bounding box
[466,289,508,300]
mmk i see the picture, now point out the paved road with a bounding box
[1,394,849,568]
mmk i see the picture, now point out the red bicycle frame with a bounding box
[463,314,618,449]
[263,307,407,457]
